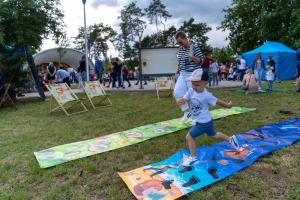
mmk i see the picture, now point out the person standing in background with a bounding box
[201,53,213,86]
[78,56,87,82]
[122,66,131,88]
[238,56,247,81]
[267,55,278,82]
[46,62,56,84]
[95,56,103,83]
[252,52,266,89]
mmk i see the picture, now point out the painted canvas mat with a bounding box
[119,118,300,200]
[34,107,255,168]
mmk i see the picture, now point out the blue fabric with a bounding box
[136,118,300,198]
[241,41,297,80]
[189,120,216,137]
[56,69,70,80]
[296,49,300,62]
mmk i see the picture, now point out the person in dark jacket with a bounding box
[78,56,87,82]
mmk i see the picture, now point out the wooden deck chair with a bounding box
[154,76,175,100]
[82,81,112,109]
[46,83,88,116]
[0,83,16,110]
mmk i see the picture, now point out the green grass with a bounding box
[0,81,300,200]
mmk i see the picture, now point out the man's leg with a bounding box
[173,74,191,112]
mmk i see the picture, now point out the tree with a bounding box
[0,0,64,49]
[118,1,146,65]
[140,25,177,48]
[0,0,65,97]
[212,47,235,64]
[56,32,70,64]
[73,23,116,61]
[219,0,299,53]
[145,0,171,45]
[178,18,212,53]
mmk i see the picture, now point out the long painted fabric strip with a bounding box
[34,107,255,168]
[119,118,300,200]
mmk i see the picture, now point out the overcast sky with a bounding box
[41,0,232,56]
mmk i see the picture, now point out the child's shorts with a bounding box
[188,120,216,138]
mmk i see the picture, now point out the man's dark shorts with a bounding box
[188,120,216,138]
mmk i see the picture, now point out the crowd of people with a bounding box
[38,56,140,90]
[192,52,282,93]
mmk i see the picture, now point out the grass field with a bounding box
[0,81,299,200]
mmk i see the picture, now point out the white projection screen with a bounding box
[141,47,178,76]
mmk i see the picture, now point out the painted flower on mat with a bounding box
[125,132,143,138]
[154,129,165,134]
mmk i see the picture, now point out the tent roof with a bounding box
[33,48,94,68]
[242,41,296,55]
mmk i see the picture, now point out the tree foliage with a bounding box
[178,18,212,53]
[145,0,171,32]
[0,0,65,96]
[74,23,116,61]
[0,0,64,49]
[140,17,212,53]
[117,1,146,67]
[212,47,235,64]
[220,0,300,53]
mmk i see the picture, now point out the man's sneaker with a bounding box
[182,156,198,167]
[229,135,240,150]
[181,112,192,122]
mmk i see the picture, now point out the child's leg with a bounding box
[212,132,230,142]
[186,133,197,157]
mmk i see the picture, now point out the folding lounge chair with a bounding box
[154,76,175,100]
[0,83,16,110]
[46,83,88,116]
[82,81,112,109]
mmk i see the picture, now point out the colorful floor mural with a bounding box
[34,107,255,168]
[119,117,300,200]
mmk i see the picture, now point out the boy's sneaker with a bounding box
[182,156,198,167]
[181,112,191,122]
[229,135,240,150]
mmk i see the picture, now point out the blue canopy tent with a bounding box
[241,41,297,80]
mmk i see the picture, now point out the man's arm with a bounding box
[188,53,201,64]
[216,99,233,108]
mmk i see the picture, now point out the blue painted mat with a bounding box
[119,118,300,200]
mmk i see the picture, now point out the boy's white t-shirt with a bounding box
[266,70,274,81]
[183,88,217,124]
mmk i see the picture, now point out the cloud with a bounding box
[91,0,119,8]
[162,0,231,24]
[128,0,231,24]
